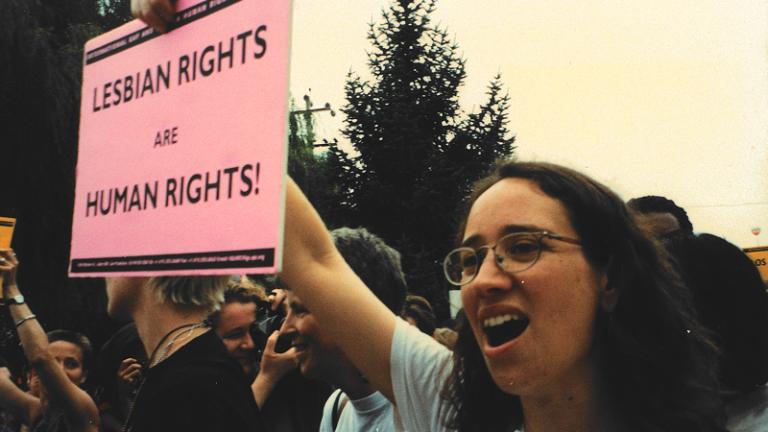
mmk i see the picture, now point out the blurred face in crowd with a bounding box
[459,178,606,398]
[282,291,354,382]
[214,301,258,375]
[105,277,144,320]
[48,340,87,386]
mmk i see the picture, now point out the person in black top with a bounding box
[105,275,263,432]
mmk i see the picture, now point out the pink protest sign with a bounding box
[69,0,291,277]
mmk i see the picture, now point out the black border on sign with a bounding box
[744,246,768,253]
[0,221,14,227]
[70,247,274,273]
[85,0,241,65]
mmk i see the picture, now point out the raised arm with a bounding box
[0,249,99,432]
[279,179,397,400]
[0,367,41,426]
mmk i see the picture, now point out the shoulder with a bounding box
[391,317,452,370]
[134,332,262,431]
[390,318,454,432]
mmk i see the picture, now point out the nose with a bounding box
[241,331,255,350]
[468,247,516,295]
[282,309,297,332]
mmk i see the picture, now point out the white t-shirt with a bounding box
[727,385,768,432]
[390,317,523,432]
[319,388,395,432]
[390,317,455,431]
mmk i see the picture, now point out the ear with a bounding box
[598,272,618,312]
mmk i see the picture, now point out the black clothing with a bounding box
[30,410,66,432]
[123,330,263,432]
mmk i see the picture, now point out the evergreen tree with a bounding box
[334,0,515,318]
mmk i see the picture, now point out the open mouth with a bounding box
[483,314,530,347]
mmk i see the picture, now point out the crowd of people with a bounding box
[0,1,765,431]
[2,159,766,432]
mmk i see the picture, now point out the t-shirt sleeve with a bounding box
[390,317,454,432]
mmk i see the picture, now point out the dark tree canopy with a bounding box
[0,0,132,360]
[330,0,515,319]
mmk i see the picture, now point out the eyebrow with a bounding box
[461,224,546,247]
[223,328,248,337]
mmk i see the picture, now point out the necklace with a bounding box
[121,321,208,432]
[147,321,208,368]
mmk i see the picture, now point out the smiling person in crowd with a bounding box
[209,277,270,380]
[0,249,99,432]
[282,227,406,432]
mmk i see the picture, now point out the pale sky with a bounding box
[289,0,768,248]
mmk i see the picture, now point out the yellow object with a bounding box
[744,246,768,283]
[0,217,15,248]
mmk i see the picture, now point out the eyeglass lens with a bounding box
[444,232,542,285]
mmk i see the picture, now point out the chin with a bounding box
[239,361,253,376]
[482,354,540,397]
[298,363,314,378]
[106,298,128,321]
[105,277,139,321]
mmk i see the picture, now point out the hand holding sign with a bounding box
[131,0,176,33]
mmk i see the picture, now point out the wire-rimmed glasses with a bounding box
[443,231,581,286]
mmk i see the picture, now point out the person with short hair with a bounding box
[104,275,263,432]
[627,195,694,238]
[0,249,99,432]
[277,227,406,432]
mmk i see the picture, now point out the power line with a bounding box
[685,202,768,209]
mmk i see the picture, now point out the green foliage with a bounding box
[333,0,515,319]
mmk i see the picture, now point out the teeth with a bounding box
[483,313,524,328]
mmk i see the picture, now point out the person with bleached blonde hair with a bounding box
[105,275,264,432]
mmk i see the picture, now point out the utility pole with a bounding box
[289,92,336,148]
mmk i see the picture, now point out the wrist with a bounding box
[1,291,24,307]
[255,371,278,387]
[4,284,20,297]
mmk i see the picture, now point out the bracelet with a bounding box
[14,314,36,328]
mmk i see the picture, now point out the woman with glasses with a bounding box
[281,160,725,432]
[128,2,725,426]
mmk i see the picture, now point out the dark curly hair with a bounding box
[441,161,725,431]
[627,195,694,234]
